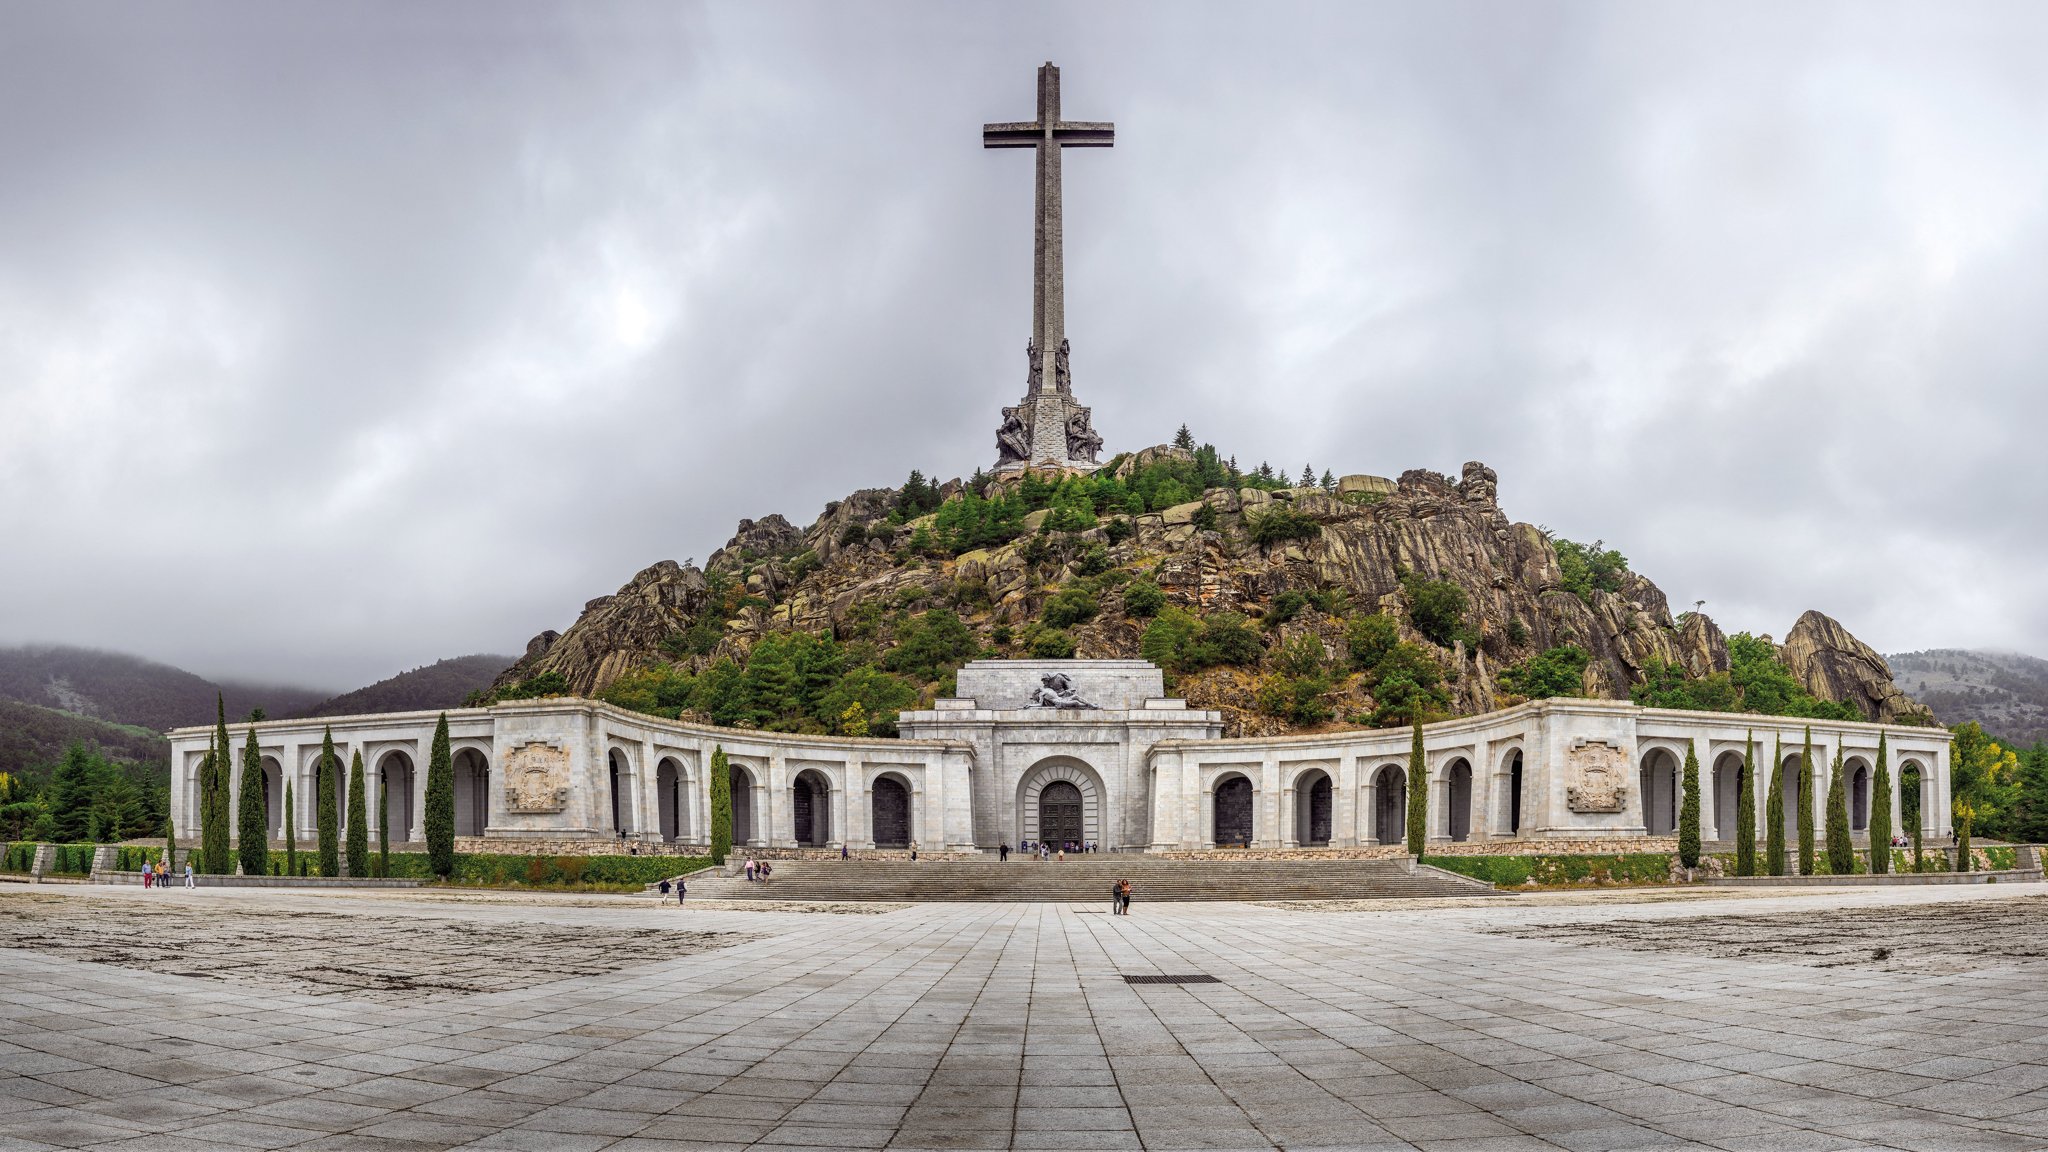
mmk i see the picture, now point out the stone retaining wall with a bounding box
[92,871,423,889]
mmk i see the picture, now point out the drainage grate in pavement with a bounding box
[1122,974,1222,985]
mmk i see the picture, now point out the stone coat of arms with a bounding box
[504,740,571,813]
[1565,739,1630,813]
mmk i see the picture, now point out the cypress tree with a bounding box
[284,780,297,877]
[424,714,454,878]
[1869,733,1892,875]
[1797,727,1816,876]
[1735,734,1757,876]
[709,745,733,866]
[346,749,369,878]
[1678,741,1702,870]
[1824,742,1854,874]
[203,697,234,874]
[1406,715,1428,857]
[164,808,177,874]
[316,728,340,877]
[1765,737,1786,876]
[1957,804,1974,872]
[236,728,268,877]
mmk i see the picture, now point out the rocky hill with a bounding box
[491,450,1932,737]
[296,654,513,719]
[1887,649,2048,746]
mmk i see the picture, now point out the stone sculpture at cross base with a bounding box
[985,62,1113,473]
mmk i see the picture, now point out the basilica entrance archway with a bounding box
[1039,782,1083,849]
[453,748,489,837]
[1017,758,1104,849]
[729,761,757,847]
[1445,758,1473,842]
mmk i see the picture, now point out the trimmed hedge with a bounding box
[1,843,95,874]
[1427,853,1677,888]
[379,852,709,890]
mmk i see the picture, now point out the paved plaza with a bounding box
[2,884,2047,1150]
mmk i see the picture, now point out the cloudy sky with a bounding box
[3,1,2045,691]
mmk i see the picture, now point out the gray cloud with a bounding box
[2,0,2044,690]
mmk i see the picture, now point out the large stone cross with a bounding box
[984,62,1113,398]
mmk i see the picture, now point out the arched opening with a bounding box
[793,770,832,847]
[872,776,911,848]
[1508,751,1523,835]
[377,751,415,842]
[656,758,680,842]
[261,756,284,838]
[1040,780,1084,849]
[1781,753,1803,843]
[1900,762,1924,844]
[1445,759,1472,842]
[1711,751,1744,840]
[453,748,489,837]
[1212,775,1253,848]
[729,761,756,847]
[1374,765,1406,846]
[1849,761,1871,832]
[1639,748,1679,835]
[1294,771,1332,847]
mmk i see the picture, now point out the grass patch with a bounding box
[1427,853,1677,889]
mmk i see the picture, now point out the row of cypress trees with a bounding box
[191,712,460,880]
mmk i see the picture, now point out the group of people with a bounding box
[999,840,1094,862]
[655,876,686,905]
[138,857,192,889]
[1110,878,1133,915]
[741,858,774,883]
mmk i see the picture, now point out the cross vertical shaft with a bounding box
[1033,64,1063,394]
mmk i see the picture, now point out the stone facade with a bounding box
[168,660,1953,856]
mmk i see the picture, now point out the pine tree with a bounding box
[1824,742,1854,874]
[284,780,297,877]
[709,745,733,865]
[316,728,340,878]
[425,714,454,878]
[1735,734,1757,876]
[1869,732,1892,875]
[345,749,369,878]
[1765,737,1786,876]
[1300,463,1315,488]
[1798,727,1816,875]
[47,744,96,843]
[203,697,233,874]
[236,728,268,877]
[1172,424,1195,450]
[1319,470,1335,492]
[1406,716,1428,857]
[1678,741,1702,870]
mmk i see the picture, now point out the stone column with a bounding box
[411,742,429,841]
[1472,738,1493,841]
[1333,757,1359,848]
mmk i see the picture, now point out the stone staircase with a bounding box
[678,856,1502,902]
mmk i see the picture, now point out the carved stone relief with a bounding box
[504,740,571,813]
[1565,738,1630,813]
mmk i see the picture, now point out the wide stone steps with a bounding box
[677,858,1500,902]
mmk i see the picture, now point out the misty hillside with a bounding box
[0,645,330,733]
[0,696,170,778]
[1888,649,2048,747]
[298,654,512,718]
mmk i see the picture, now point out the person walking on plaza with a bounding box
[1118,878,1132,916]
[676,877,686,906]
[999,843,1009,863]
[658,878,671,900]
[183,861,195,889]
[1109,879,1121,915]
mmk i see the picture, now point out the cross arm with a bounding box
[1051,121,1115,147]
[982,121,1042,149]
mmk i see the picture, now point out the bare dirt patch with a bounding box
[1492,894,2048,974]
[0,892,759,1003]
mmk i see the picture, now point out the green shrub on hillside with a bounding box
[1499,646,1589,700]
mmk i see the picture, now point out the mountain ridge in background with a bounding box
[1886,648,2048,746]
[297,655,514,719]
[0,645,330,734]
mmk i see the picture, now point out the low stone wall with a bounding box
[1150,846,1409,861]
[1707,869,2043,888]
[1427,837,1681,857]
[92,871,423,889]
[733,847,981,862]
[450,837,710,857]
